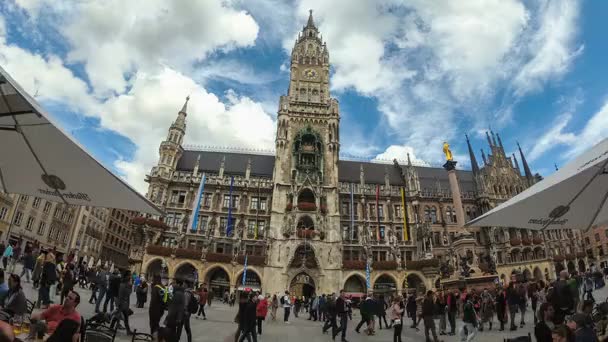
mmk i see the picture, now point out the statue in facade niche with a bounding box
[282,215,294,237]
[459,254,471,278]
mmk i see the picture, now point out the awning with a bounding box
[466,137,608,230]
[0,65,162,216]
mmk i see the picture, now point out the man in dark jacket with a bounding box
[178,281,194,342]
[322,294,337,335]
[551,270,574,325]
[94,266,109,313]
[111,272,132,335]
[495,286,507,331]
[406,293,418,329]
[237,292,258,342]
[20,250,35,283]
[506,282,519,331]
[166,279,186,342]
[332,290,349,342]
[376,295,390,329]
[422,291,439,342]
[103,269,121,313]
[355,296,374,334]
[149,275,166,336]
[446,290,458,335]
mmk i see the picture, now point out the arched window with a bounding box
[430,207,438,224]
[424,207,431,222]
[446,207,453,223]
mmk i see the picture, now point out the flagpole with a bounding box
[242,255,248,286]
[226,176,235,237]
[350,183,355,241]
[376,184,380,241]
[401,187,409,241]
[254,180,260,239]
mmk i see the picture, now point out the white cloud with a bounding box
[513,0,583,95]
[373,145,429,166]
[103,68,276,192]
[13,0,260,96]
[528,100,608,163]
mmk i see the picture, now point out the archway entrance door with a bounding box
[207,268,231,300]
[237,272,262,292]
[290,273,316,298]
[373,275,396,296]
[175,263,198,287]
[146,259,169,284]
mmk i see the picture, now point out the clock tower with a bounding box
[266,10,342,296]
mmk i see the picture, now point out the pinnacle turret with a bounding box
[517,142,533,184]
[466,134,480,175]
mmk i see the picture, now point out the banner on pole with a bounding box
[188,173,206,233]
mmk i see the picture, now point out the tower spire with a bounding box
[481,149,487,166]
[180,95,190,115]
[306,9,316,28]
[517,142,533,184]
[491,131,498,147]
[496,133,504,150]
[512,153,520,172]
[465,134,480,175]
[485,131,493,147]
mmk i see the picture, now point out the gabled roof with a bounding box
[176,150,475,192]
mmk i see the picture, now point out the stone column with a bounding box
[443,160,465,228]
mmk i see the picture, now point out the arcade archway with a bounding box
[207,267,231,299]
[145,258,168,283]
[373,274,397,296]
[237,271,262,292]
[404,274,426,295]
[344,274,366,294]
[289,272,315,298]
[523,269,532,282]
[567,261,576,274]
[175,262,198,286]
[578,259,586,273]
[534,267,543,281]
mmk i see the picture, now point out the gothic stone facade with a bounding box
[139,13,584,297]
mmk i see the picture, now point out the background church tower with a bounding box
[267,11,342,295]
[146,97,189,208]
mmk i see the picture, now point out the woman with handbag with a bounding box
[389,296,404,342]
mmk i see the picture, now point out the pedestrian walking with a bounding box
[459,294,478,342]
[309,294,318,321]
[517,282,527,327]
[94,265,109,313]
[103,269,120,313]
[446,290,458,335]
[583,274,595,302]
[549,270,574,324]
[196,286,208,320]
[270,294,278,321]
[256,294,268,335]
[282,291,292,323]
[534,302,554,342]
[406,293,418,329]
[389,296,404,342]
[377,295,390,329]
[165,279,186,342]
[2,241,13,269]
[422,290,439,342]
[180,281,198,342]
[478,288,494,331]
[149,275,167,337]
[506,282,519,331]
[495,285,507,331]
[110,272,133,335]
[38,251,57,308]
[355,295,374,335]
[20,250,35,283]
[322,293,337,335]
[332,289,349,342]
[136,277,148,308]
[432,291,445,336]
[237,292,258,342]
[32,251,45,288]
[59,263,75,305]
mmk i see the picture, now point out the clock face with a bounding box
[303,69,318,80]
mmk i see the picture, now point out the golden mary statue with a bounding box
[443,141,453,161]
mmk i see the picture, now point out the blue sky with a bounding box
[1,0,607,193]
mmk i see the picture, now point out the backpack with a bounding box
[280,296,285,305]
[187,291,199,314]
[156,285,169,306]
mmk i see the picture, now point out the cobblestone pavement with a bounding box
[15,265,608,342]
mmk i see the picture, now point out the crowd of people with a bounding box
[2,239,608,342]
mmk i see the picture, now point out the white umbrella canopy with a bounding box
[0,66,162,216]
[466,137,608,230]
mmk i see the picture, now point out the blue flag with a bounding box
[226,176,235,236]
[188,173,206,233]
[365,260,371,290]
[242,255,248,286]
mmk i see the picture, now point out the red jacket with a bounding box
[256,298,269,317]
